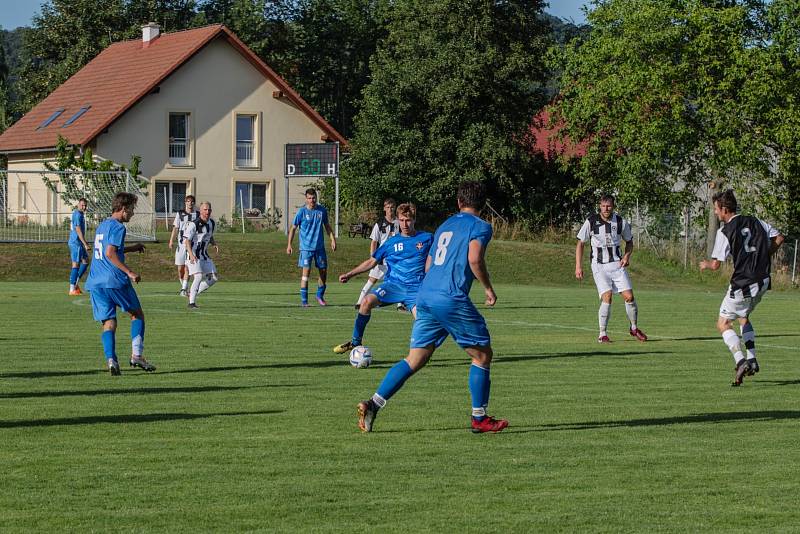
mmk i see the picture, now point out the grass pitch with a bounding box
[1,281,799,532]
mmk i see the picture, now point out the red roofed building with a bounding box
[0,23,345,227]
[529,109,586,161]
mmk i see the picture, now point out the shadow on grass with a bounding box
[0,384,303,400]
[0,370,102,379]
[667,333,800,342]
[159,360,348,374]
[758,379,800,387]
[420,350,671,368]
[507,410,800,433]
[0,410,281,429]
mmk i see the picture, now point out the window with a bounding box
[169,112,190,165]
[37,109,64,130]
[154,181,188,216]
[62,106,91,127]
[235,114,257,168]
[18,182,27,210]
[234,182,267,214]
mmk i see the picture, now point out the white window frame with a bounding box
[168,111,194,168]
[233,111,260,170]
[18,181,27,210]
[153,180,190,217]
[233,180,270,216]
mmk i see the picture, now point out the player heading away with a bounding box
[183,202,219,309]
[356,181,508,434]
[335,203,432,354]
[575,194,647,343]
[287,188,336,306]
[84,192,156,375]
[700,189,784,386]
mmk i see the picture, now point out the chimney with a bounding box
[142,22,160,46]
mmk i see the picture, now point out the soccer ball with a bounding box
[349,346,373,368]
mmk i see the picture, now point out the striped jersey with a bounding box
[173,209,200,245]
[184,218,216,261]
[712,214,780,298]
[369,217,399,246]
[576,213,632,265]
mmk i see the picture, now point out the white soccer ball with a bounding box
[349,345,373,368]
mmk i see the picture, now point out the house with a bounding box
[0,23,345,230]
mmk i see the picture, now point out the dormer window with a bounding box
[62,106,91,127]
[37,109,64,130]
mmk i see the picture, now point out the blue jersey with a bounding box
[85,218,130,290]
[373,232,433,287]
[417,212,492,302]
[292,205,329,251]
[68,209,85,245]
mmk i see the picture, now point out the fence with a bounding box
[0,169,156,242]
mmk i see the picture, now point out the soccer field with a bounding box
[2,281,800,531]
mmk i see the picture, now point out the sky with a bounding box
[0,0,588,30]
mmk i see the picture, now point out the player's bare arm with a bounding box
[575,240,585,280]
[105,244,140,283]
[468,239,496,306]
[184,238,197,263]
[75,224,90,252]
[619,239,633,268]
[286,226,297,254]
[770,233,785,254]
[325,223,337,251]
[699,258,721,271]
[340,258,378,283]
[168,226,178,249]
[211,236,219,254]
[123,243,146,254]
[424,255,432,273]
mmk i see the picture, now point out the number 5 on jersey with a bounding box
[434,231,453,265]
[93,234,104,260]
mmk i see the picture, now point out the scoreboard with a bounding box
[285,143,339,177]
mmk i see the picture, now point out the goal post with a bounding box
[0,169,156,243]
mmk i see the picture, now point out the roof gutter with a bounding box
[0,147,58,155]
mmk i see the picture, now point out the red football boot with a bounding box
[471,416,509,434]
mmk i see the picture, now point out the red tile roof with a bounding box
[0,24,346,153]
[529,109,586,161]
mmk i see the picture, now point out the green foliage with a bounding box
[41,135,145,211]
[550,0,800,233]
[343,0,553,219]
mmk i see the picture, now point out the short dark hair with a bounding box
[185,195,196,203]
[457,181,487,210]
[112,192,138,213]
[712,189,737,213]
[305,188,317,197]
[383,197,396,207]
[78,197,88,204]
[599,194,615,206]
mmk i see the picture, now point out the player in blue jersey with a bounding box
[333,203,432,354]
[286,188,337,306]
[356,181,508,434]
[68,198,91,296]
[84,192,156,376]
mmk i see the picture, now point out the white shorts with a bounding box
[719,285,768,320]
[591,262,632,296]
[174,245,188,266]
[368,264,388,280]
[188,258,216,276]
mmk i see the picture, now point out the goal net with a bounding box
[0,169,156,243]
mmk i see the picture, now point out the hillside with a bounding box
[2,230,790,291]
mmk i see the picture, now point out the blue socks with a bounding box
[101,330,116,361]
[352,313,371,345]
[131,318,145,357]
[376,360,414,401]
[317,285,326,299]
[69,267,79,285]
[469,363,491,421]
[300,287,308,305]
[77,263,88,281]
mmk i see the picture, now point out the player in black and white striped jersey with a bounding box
[168,195,200,296]
[700,189,784,386]
[183,202,219,309]
[575,194,647,343]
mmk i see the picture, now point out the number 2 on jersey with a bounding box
[93,234,104,260]
[740,228,757,253]
[433,231,453,265]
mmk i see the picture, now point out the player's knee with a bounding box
[600,291,612,303]
[716,317,731,333]
[130,309,144,321]
[102,319,117,331]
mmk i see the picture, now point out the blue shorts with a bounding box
[69,242,88,263]
[371,282,419,309]
[409,299,490,349]
[89,286,142,322]
[298,249,327,269]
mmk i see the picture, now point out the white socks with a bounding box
[625,299,638,330]
[181,278,189,290]
[598,302,611,337]
[357,280,375,305]
[722,329,745,365]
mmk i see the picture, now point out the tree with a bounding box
[550,0,795,229]
[342,0,553,220]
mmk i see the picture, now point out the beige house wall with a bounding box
[95,37,331,225]
[4,155,62,226]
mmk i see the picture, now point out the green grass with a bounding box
[2,281,800,531]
